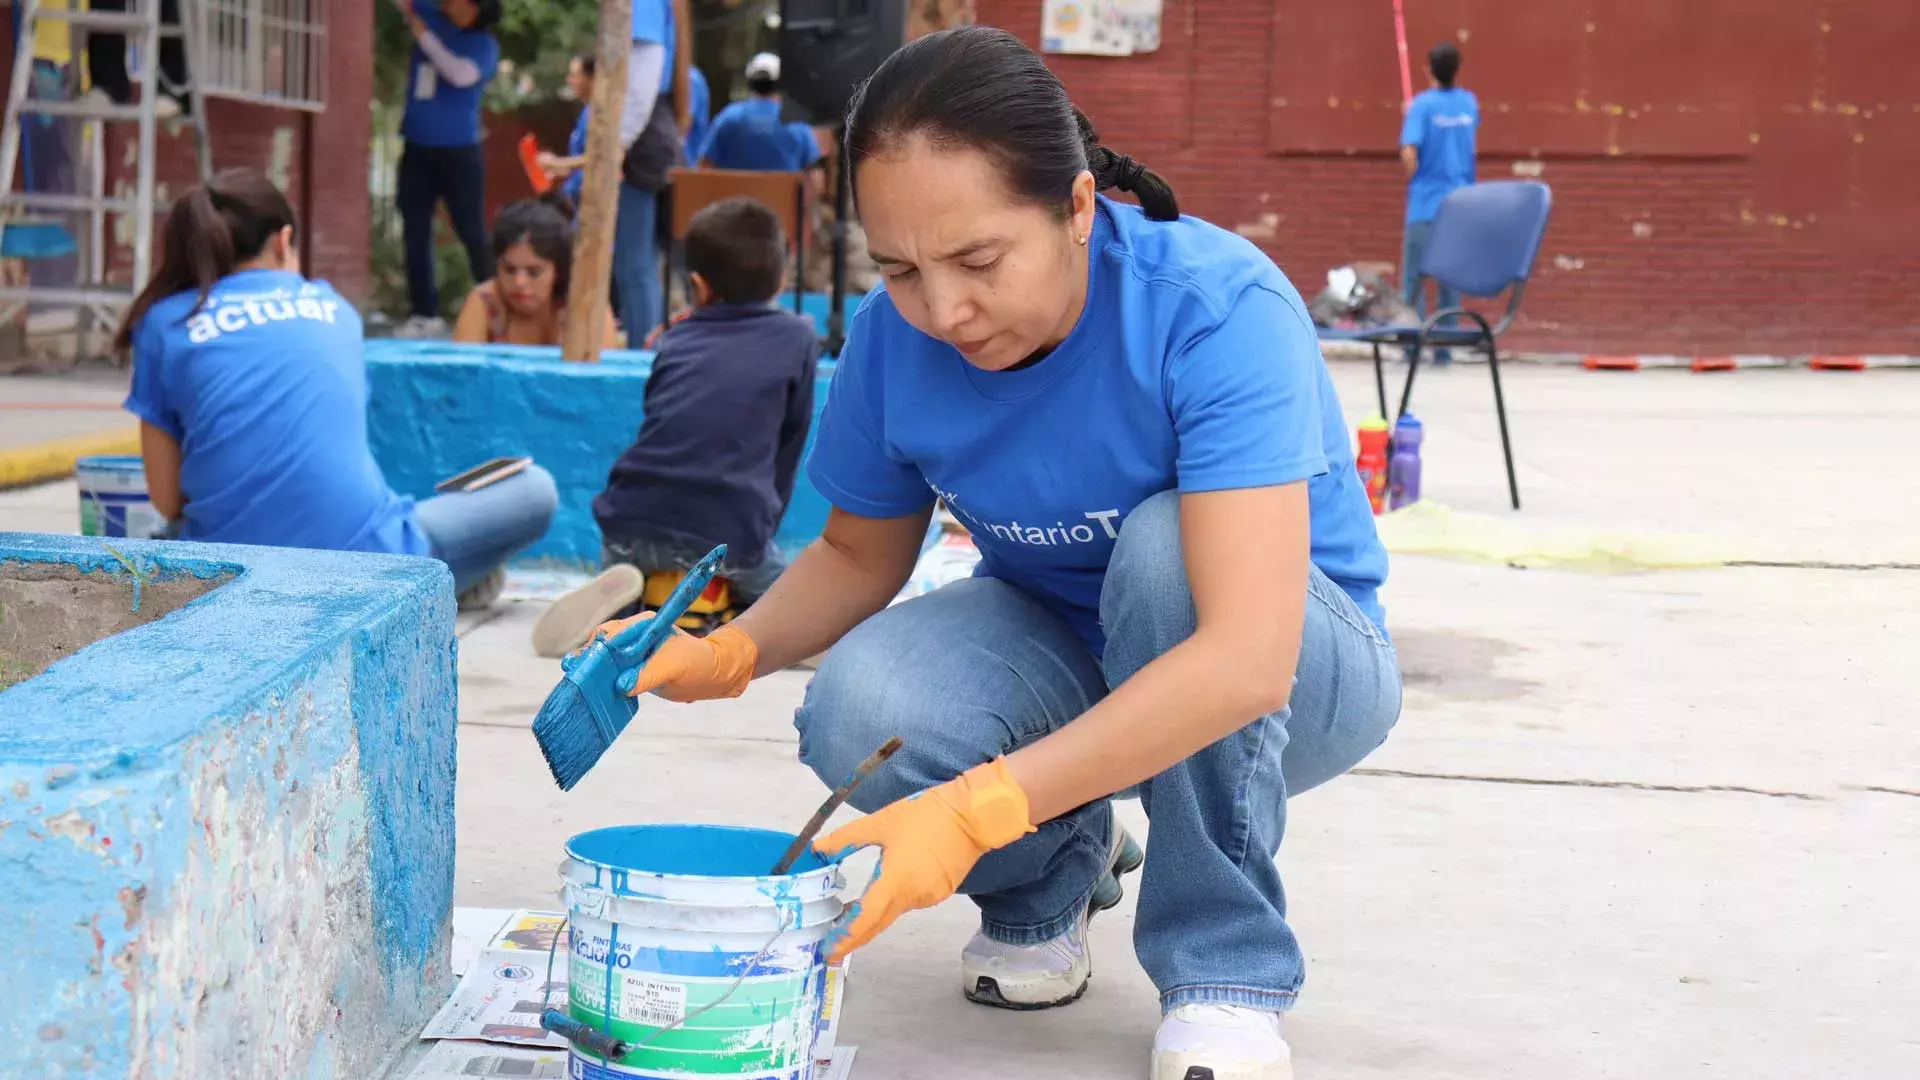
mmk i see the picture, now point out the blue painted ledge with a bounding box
[0,532,457,1080]
[366,340,836,568]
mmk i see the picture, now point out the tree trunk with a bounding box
[561,0,632,362]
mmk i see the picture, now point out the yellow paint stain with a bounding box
[1575,97,1592,113]
[1739,206,1758,225]
[1810,98,1827,112]
[1767,214,1789,227]
[1603,103,1625,116]
[1838,103,1859,115]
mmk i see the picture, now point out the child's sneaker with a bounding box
[960,815,1143,1009]
[531,565,647,658]
[1152,1004,1293,1080]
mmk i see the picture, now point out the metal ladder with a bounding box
[0,0,213,334]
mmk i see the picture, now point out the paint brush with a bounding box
[771,736,904,875]
[532,545,727,791]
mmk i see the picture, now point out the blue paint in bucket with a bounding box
[75,455,167,539]
[560,824,845,1079]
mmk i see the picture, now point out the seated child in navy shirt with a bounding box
[532,197,819,657]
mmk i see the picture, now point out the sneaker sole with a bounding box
[530,565,647,658]
[964,823,1144,1011]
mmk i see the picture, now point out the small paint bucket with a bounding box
[561,824,844,1080]
[75,454,167,539]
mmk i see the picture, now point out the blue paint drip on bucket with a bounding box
[560,824,844,1079]
[75,455,166,539]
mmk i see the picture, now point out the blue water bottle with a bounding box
[1388,414,1423,510]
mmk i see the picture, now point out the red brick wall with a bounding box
[2,0,374,303]
[978,0,1920,355]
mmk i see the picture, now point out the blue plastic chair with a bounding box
[1332,181,1552,510]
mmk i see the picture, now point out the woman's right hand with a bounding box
[572,614,758,703]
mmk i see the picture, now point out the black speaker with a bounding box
[778,1,909,126]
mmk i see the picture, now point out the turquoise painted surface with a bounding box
[365,340,838,567]
[0,532,458,1079]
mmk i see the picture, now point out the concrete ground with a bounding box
[5,363,1918,1078]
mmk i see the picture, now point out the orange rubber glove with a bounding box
[576,614,758,703]
[812,759,1036,962]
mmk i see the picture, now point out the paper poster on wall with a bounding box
[1041,0,1162,56]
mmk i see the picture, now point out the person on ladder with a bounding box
[390,0,501,338]
[84,0,190,119]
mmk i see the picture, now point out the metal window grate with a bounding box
[191,0,326,112]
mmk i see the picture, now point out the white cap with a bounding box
[745,52,781,81]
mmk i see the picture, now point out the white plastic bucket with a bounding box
[560,824,844,1080]
[75,454,166,539]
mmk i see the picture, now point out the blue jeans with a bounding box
[615,182,661,340]
[794,492,1402,1012]
[1401,218,1458,363]
[413,465,559,595]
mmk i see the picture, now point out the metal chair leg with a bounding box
[1487,338,1521,510]
[1396,332,1424,420]
[1371,342,1387,419]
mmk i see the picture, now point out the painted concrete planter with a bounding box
[0,533,458,1079]
[365,341,836,568]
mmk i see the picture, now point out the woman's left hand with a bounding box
[813,759,1035,962]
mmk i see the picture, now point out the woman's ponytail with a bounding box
[1074,107,1180,221]
[114,168,297,356]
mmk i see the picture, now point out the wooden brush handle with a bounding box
[772,736,905,876]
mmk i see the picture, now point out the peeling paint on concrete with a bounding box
[0,533,458,1079]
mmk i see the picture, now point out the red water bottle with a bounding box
[1356,415,1390,515]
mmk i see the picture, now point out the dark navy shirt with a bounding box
[594,303,820,563]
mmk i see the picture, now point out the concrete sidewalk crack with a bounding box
[1352,767,1823,801]
[1857,785,1920,799]
[1726,560,1920,572]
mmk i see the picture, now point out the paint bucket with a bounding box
[561,824,845,1080]
[75,454,167,539]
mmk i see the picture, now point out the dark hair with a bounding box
[684,197,786,304]
[573,53,595,78]
[844,26,1178,222]
[746,72,779,97]
[491,198,576,302]
[469,0,503,32]
[114,168,296,353]
[1429,43,1462,88]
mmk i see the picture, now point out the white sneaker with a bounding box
[154,95,183,121]
[960,816,1143,1010]
[1152,1004,1293,1080]
[530,565,646,658]
[393,315,450,340]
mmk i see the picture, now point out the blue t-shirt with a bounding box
[123,269,428,556]
[685,67,712,167]
[401,2,501,148]
[807,198,1389,654]
[701,97,821,172]
[631,0,677,92]
[565,105,590,205]
[1401,86,1479,223]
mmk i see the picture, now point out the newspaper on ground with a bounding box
[420,909,570,1048]
[449,907,516,977]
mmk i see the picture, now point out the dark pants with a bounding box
[602,535,787,608]
[397,144,493,320]
[88,0,189,106]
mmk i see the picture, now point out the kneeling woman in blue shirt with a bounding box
[585,27,1400,1080]
[118,169,557,607]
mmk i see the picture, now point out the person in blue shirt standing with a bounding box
[544,56,708,205]
[1398,42,1479,365]
[571,28,1400,1080]
[392,0,502,338]
[118,169,557,610]
[614,0,694,342]
[699,53,822,173]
